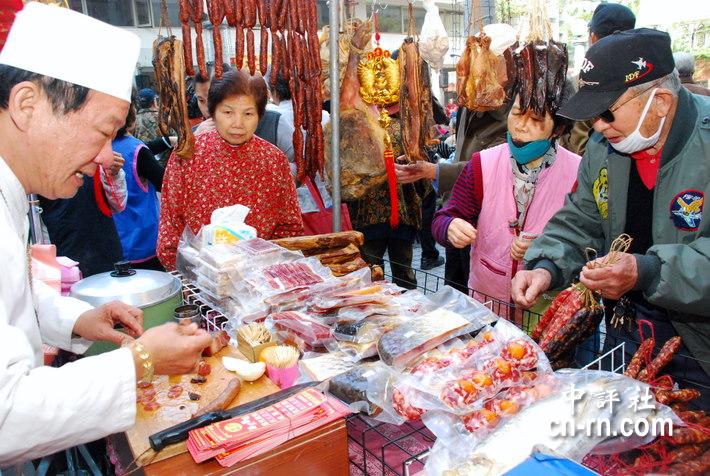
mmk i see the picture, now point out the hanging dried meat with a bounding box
[456,32,505,112]
[513,0,568,117]
[152,35,195,160]
[325,19,388,201]
[502,42,519,101]
[318,21,372,102]
[399,37,438,163]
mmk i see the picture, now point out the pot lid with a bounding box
[70,261,182,308]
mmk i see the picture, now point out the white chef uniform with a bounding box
[0,157,137,465]
[0,3,142,465]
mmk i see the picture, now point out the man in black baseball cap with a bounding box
[513,27,710,405]
[560,2,636,156]
[588,3,636,43]
[559,28,675,124]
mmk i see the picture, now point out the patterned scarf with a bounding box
[510,145,557,228]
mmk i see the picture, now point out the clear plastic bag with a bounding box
[328,363,381,415]
[365,361,410,425]
[264,266,373,312]
[242,257,334,296]
[332,314,407,343]
[266,310,334,348]
[389,289,433,316]
[299,351,358,381]
[387,319,553,417]
[424,370,681,476]
[377,308,473,369]
[176,226,202,280]
[418,0,450,70]
[309,284,394,315]
[325,338,378,362]
[425,285,497,327]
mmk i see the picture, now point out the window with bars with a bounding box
[69,0,182,28]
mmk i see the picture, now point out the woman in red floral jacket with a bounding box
[157,70,303,269]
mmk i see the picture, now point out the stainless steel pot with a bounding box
[70,261,183,355]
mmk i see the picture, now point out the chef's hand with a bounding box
[580,252,638,300]
[447,218,477,248]
[195,118,215,135]
[510,237,532,261]
[137,322,212,376]
[105,152,124,176]
[394,161,437,184]
[511,269,552,309]
[73,301,144,344]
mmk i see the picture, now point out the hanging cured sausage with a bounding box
[177,0,327,179]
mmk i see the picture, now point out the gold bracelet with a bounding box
[124,340,154,384]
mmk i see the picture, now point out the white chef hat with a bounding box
[0,2,140,102]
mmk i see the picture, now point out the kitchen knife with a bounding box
[149,381,321,452]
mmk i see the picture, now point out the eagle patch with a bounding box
[670,190,704,231]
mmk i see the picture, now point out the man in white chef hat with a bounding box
[0,3,212,467]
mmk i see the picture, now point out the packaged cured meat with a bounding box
[328,340,379,361]
[300,351,358,381]
[243,257,333,294]
[364,361,412,425]
[423,285,497,325]
[382,319,551,417]
[310,292,392,316]
[328,363,381,415]
[267,311,333,348]
[264,267,373,313]
[333,304,400,325]
[332,314,406,343]
[198,241,302,272]
[377,309,472,369]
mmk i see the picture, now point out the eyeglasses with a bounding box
[597,80,661,123]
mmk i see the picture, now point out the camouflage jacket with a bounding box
[134,108,160,144]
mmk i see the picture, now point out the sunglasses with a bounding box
[597,80,662,123]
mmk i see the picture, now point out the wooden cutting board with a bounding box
[125,346,280,467]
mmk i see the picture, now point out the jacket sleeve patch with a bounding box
[592,167,609,219]
[669,189,704,231]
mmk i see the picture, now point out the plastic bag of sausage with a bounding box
[392,319,552,416]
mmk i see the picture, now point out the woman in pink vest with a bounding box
[432,94,581,314]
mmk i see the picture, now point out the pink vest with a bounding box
[468,143,581,304]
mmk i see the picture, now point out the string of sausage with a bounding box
[195,0,324,179]
[244,0,257,75]
[224,0,245,70]
[189,0,207,78]
[206,0,225,78]
[178,0,194,76]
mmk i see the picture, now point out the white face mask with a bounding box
[610,88,666,154]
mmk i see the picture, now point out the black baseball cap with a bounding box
[589,3,636,38]
[558,28,675,121]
